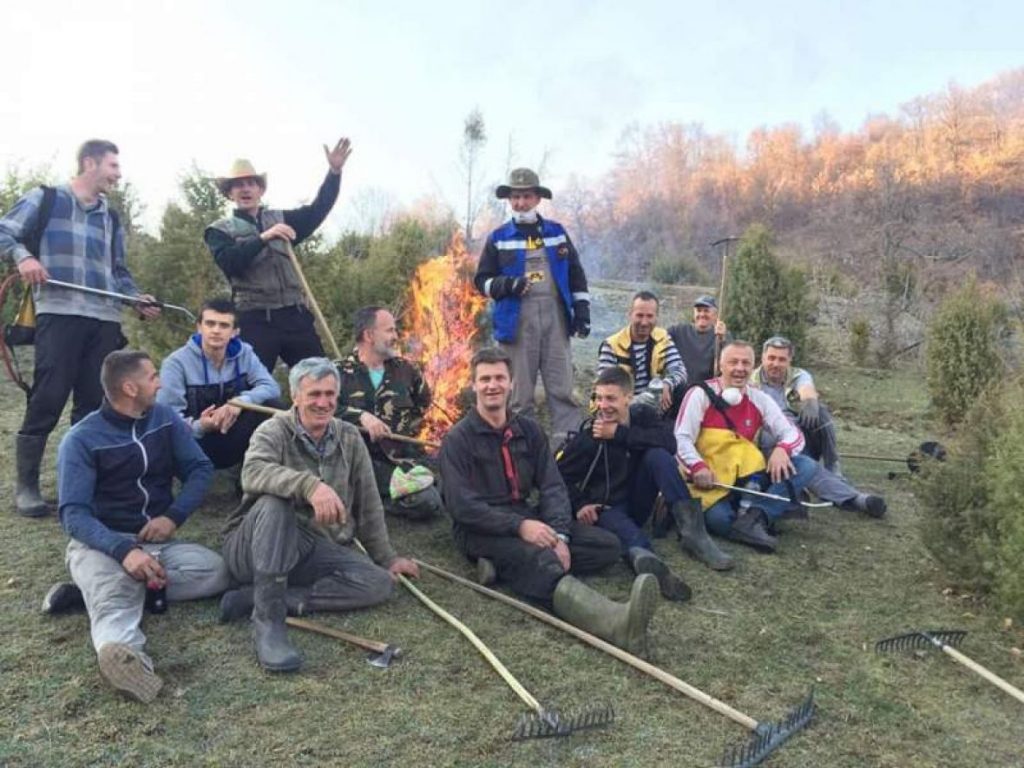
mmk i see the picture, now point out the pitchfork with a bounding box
[876,630,1024,705]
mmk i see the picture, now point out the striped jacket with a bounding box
[0,185,140,322]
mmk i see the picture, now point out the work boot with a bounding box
[727,507,778,553]
[552,574,659,656]
[97,642,163,703]
[42,582,85,614]
[14,433,49,517]
[627,547,692,603]
[670,499,734,571]
[476,557,497,586]
[252,574,302,672]
[842,494,887,519]
[221,585,321,623]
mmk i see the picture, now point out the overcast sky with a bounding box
[3,0,1021,235]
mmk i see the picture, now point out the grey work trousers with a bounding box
[800,402,841,473]
[222,495,394,611]
[500,294,580,441]
[66,537,229,669]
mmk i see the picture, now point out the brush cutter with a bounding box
[229,399,441,449]
[42,279,197,321]
[416,559,815,767]
[347,541,611,739]
[712,482,833,509]
[842,441,947,478]
[876,630,1024,705]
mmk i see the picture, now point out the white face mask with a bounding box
[511,209,538,224]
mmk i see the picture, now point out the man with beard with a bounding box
[597,291,687,417]
[675,341,818,554]
[336,306,440,520]
[474,168,591,443]
[439,347,659,656]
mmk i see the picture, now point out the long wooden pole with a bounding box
[415,559,760,731]
[285,617,397,656]
[713,245,730,377]
[939,644,1024,705]
[228,399,441,449]
[282,239,344,360]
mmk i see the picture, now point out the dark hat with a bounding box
[495,167,552,200]
[693,295,718,309]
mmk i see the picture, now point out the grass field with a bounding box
[2,353,1024,767]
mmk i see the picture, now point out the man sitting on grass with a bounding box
[675,341,818,554]
[750,336,885,517]
[43,350,229,703]
[220,357,419,673]
[439,347,659,656]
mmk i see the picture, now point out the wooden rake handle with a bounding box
[228,399,441,449]
[282,239,343,361]
[940,644,1024,704]
[415,559,760,731]
[350,541,543,716]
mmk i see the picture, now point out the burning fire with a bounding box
[402,230,488,444]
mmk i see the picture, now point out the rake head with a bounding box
[511,703,615,740]
[875,629,967,654]
[718,689,815,768]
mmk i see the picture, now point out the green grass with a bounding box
[2,362,1024,768]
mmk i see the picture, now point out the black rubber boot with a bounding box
[252,574,302,672]
[15,433,49,518]
[627,547,692,603]
[671,499,734,570]
[727,507,778,553]
[552,574,659,656]
[221,585,311,623]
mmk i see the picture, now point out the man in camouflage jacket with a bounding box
[336,306,441,520]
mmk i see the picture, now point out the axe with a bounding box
[285,617,403,669]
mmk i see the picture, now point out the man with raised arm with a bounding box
[205,138,352,372]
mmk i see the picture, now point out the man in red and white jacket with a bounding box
[674,341,817,553]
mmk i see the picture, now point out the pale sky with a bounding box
[3,0,1021,236]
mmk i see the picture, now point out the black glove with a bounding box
[797,398,820,429]
[571,300,591,338]
[489,276,529,299]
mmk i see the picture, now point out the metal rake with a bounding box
[876,629,1024,705]
[417,559,815,766]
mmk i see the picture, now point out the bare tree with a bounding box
[459,108,487,240]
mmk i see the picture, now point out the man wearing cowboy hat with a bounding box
[474,168,590,443]
[204,138,352,373]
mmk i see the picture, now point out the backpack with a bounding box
[23,185,121,257]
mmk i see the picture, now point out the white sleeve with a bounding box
[674,385,710,472]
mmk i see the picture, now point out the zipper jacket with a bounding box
[57,401,214,562]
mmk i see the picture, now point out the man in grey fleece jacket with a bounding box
[221,357,419,672]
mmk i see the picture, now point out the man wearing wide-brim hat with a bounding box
[204,138,352,373]
[473,168,591,442]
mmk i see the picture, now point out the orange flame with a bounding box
[402,230,488,444]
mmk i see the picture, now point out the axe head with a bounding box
[366,645,403,669]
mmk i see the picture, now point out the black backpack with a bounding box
[22,185,121,257]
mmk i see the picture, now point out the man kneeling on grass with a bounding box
[44,350,229,702]
[220,357,418,673]
[675,341,818,555]
[439,347,659,656]
[556,367,732,601]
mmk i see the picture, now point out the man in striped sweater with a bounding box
[674,341,817,554]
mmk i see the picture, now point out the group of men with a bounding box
[1,141,884,704]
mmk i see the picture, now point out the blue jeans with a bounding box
[704,454,818,536]
[596,448,691,554]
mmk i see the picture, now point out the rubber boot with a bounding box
[476,557,497,586]
[552,574,658,656]
[671,499,734,571]
[252,574,302,672]
[727,507,778,553]
[15,433,49,517]
[222,585,312,623]
[627,547,692,603]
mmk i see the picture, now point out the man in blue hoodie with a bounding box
[48,350,229,703]
[158,298,281,470]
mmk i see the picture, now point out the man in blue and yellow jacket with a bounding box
[474,168,590,442]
